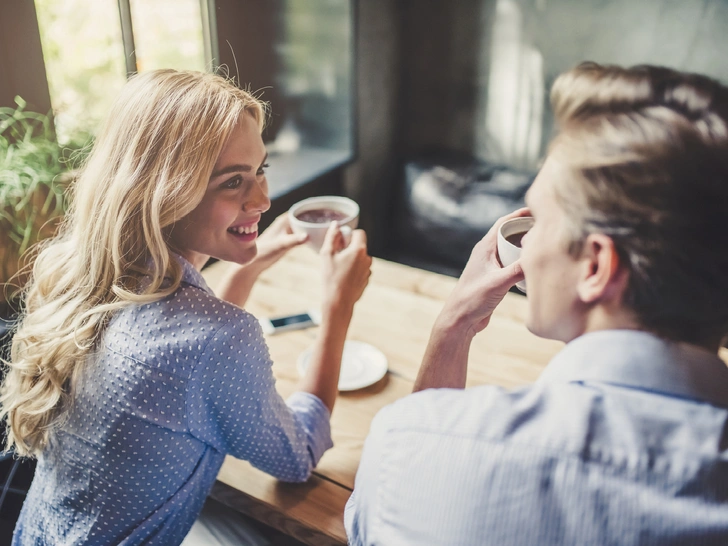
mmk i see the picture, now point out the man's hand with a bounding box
[413,208,531,392]
[438,207,531,336]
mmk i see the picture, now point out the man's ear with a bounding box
[576,234,628,304]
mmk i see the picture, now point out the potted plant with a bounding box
[0,96,88,322]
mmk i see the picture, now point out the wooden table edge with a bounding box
[210,471,351,546]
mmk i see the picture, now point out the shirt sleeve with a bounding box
[345,403,392,546]
[185,312,333,482]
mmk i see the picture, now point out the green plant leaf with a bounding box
[1,97,89,263]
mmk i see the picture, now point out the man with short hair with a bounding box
[345,63,728,545]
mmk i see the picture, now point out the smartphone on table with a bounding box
[259,309,321,335]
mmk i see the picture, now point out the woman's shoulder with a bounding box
[106,284,263,358]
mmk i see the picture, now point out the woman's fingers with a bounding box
[320,222,343,256]
[348,228,367,250]
[266,213,293,235]
[276,232,308,251]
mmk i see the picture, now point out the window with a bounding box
[128,0,208,72]
[262,0,356,195]
[34,0,126,141]
[33,0,212,142]
[30,0,356,197]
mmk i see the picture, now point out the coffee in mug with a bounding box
[288,196,360,252]
[504,231,528,248]
[497,216,535,294]
[294,208,350,224]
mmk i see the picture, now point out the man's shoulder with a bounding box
[373,384,543,441]
[370,381,603,453]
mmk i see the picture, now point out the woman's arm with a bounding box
[188,315,332,482]
[295,224,372,412]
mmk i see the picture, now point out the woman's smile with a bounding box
[227,221,259,242]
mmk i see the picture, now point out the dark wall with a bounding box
[397,0,494,157]
[0,0,52,113]
[343,0,403,255]
[213,0,283,140]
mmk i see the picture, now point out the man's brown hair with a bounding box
[550,62,728,345]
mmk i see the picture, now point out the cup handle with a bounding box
[340,225,352,247]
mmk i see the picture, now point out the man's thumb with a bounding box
[494,260,524,291]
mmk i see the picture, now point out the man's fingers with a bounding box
[493,259,525,290]
[485,207,532,244]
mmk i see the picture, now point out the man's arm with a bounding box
[414,317,475,391]
[413,209,530,392]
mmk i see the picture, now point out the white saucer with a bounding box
[297,340,388,391]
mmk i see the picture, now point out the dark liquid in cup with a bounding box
[295,208,349,224]
[505,231,528,248]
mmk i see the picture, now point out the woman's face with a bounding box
[170,113,271,270]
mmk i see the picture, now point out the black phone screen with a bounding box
[269,313,313,328]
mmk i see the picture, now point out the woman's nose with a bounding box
[244,182,271,214]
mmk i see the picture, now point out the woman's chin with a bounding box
[226,246,257,266]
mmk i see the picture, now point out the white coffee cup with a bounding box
[288,196,360,252]
[497,216,534,294]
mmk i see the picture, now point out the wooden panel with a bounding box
[212,459,349,546]
[0,1,52,112]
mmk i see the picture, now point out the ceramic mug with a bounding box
[497,216,535,293]
[288,196,360,252]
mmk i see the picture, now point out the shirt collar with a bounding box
[538,329,728,408]
[173,253,214,295]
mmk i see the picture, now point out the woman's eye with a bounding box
[222,176,243,189]
[257,163,269,176]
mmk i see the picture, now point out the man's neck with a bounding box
[580,305,722,354]
[581,303,641,337]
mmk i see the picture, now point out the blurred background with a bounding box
[4,0,728,274]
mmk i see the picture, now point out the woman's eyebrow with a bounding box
[211,153,268,178]
[211,163,252,178]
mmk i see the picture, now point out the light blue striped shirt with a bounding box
[345,330,728,545]
[14,256,333,545]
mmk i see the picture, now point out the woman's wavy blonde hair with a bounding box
[549,63,728,345]
[1,69,265,456]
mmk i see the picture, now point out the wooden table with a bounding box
[202,247,728,545]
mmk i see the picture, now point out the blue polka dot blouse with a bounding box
[13,256,333,545]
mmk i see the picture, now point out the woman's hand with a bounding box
[295,222,372,412]
[438,207,531,337]
[251,213,309,275]
[215,214,307,307]
[319,222,372,318]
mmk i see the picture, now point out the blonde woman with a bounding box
[1,70,372,545]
